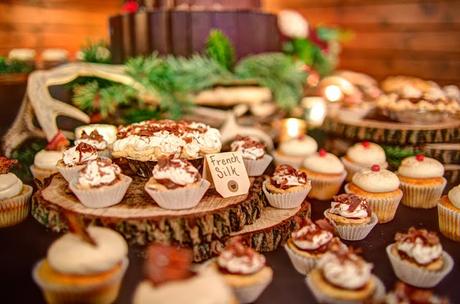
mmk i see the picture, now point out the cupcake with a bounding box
[324,193,378,241]
[0,157,33,227]
[69,159,132,208]
[285,217,345,274]
[230,136,273,176]
[263,164,311,209]
[56,143,98,183]
[133,245,235,304]
[398,155,447,209]
[306,246,384,304]
[385,281,449,304]
[341,141,388,181]
[74,130,110,158]
[33,226,129,304]
[302,149,347,200]
[214,237,273,304]
[345,164,402,223]
[272,135,317,168]
[144,158,210,210]
[30,131,69,183]
[438,184,460,241]
[386,227,454,288]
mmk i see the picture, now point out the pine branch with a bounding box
[79,40,111,64]
[206,29,236,71]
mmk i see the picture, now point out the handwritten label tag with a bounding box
[203,152,250,198]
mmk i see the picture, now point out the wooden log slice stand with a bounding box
[32,174,310,261]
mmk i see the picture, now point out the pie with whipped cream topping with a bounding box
[146,158,201,191]
[326,193,372,225]
[266,164,309,193]
[75,130,108,151]
[230,136,266,160]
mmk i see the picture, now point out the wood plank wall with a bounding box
[264,0,460,86]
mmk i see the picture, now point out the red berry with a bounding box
[361,141,370,148]
[416,154,425,161]
[371,164,380,172]
[319,149,327,157]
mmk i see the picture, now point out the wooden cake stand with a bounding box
[32,174,310,261]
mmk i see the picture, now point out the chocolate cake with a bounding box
[109,0,280,63]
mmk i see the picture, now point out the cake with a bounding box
[74,130,110,157]
[272,135,318,168]
[56,142,99,183]
[438,184,460,241]
[341,141,388,181]
[230,135,272,176]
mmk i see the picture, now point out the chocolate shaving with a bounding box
[80,130,105,142]
[0,156,17,174]
[63,212,97,246]
[153,158,200,189]
[395,227,440,246]
[333,193,372,215]
[233,136,266,150]
[117,120,209,139]
[270,164,307,189]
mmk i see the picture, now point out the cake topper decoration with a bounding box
[371,164,380,172]
[361,141,370,148]
[319,148,327,157]
[0,156,17,174]
[416,154,425,162]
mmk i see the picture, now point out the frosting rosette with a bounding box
[398,155,444,179]
[77,159,121,188]
[151,158,200,189]
[217,238,266,275]
[270,164,308,190]
[75,130,108,151]
[230,136,266,160]
[352,166,400,193]
[62,143,98,167]
[394,228,442,266]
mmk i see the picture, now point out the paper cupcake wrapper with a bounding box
[69,175,132,208]
[400,178,446,209]
[324,210,378,241]
[284,243,318,275]
[263,180,311,209]
[126,157,204,178]
[345,184,402,224]
[308,171,347,201]
[33,257,128,304]
[272,151,304,169]
[231,273,272,304]
[438,202,460,241]
[57,164,86,183]
[0,185,32,228]
[341,157,388,182]
[145,179,210,210]
[243,154,273,177]
[305,274,385,304]
[386,245,454,288]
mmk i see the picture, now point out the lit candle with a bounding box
[278,118,307,143]
[75,124,118,144]
[301,97,327,127]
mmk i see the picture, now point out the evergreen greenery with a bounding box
[0,56,33,74]
[79,40,112,64]
[205,29,235,71]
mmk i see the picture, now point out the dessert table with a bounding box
[1,195,458,303]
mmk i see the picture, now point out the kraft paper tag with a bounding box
[203,152,250,198]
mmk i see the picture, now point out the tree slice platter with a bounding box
[32,174,266,250]
[322,114,460,145]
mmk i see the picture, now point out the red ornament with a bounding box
[371,164,380,172]
[416,154,425,162]
[361,141,370,148]
[122,0,139,13]
[319,149,327,157]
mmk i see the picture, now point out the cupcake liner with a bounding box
[231,273,272,304]
[284,243,318,274]
[145,179,210,210]
[324,210,378,241]
[344,184,402,224]
[243,154,273,177]
[400,178,446,209]
[272,151,304,169]
[386,245,454,288]
[341,157,388,182]
[438,201,460,241]
[33,257,128,304]
[306,274,385,304]
[263,180,311,209]
[69,175,132,208]
[0,185,32,228]
[57,164,86,183]
[126,157,204,178]
[308,171,347,201]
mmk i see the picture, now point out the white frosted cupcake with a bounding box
[69,159,132,208]
[384,281,449,304]
[33,226,129,304]
[398,155,446,209]
[303,149,347,200]
[345,165,402,223]
[438,184,460,241]
[144,158,210,210]
[56,143,99,183]
[74,130,110,158]
[263,164,311,209]
[231,136,272,176]
[273,135,317,168]
[386,227,453,288]
[0,157,33,227]
[341,141,388,181]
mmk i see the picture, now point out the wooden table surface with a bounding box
[1,198,458,303]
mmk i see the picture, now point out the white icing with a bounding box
[448,185,460,209]
[318,251,373,290]
[152,159,199,186]
[42,48,68,61]
[330,200,369,219]
[217,250,265,275]
[303,152,344,174]
[8,48,36,61]
[272,174,305,187]
[47,226,128,275]
[75,124,118,145]
[74,138,107,151]
[78,160,121,188]
[398,156,444,179]
[396,238,442,265]
[230,138,265,160]
[346,142,386,166]
[34,150,63,170]
[292,224,333,250]
[279,136,317,157]
[62,145,98,166]
[0,173,23,200]
[352,168,400,192]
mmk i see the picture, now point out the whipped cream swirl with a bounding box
[395,228,442,265]
[152,158,200,189]
[217,239,265,275]
[78,159,121,188]
[62,143,98,166]
[75,130,108,150]
[291,221,334,251]
[230,136,266,160]
[330,194,371,219]
[270,164,308,189]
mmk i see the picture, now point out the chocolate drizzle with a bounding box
[270,164,307,189]
[80,130,105,142]
[333,194,372,216]
[0,156,17,174]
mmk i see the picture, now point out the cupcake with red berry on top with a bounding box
[341,141,388,181]
[230,136,272,177]
[397,154,446,209]
[272,134,318,168]
[302,149,347,200]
